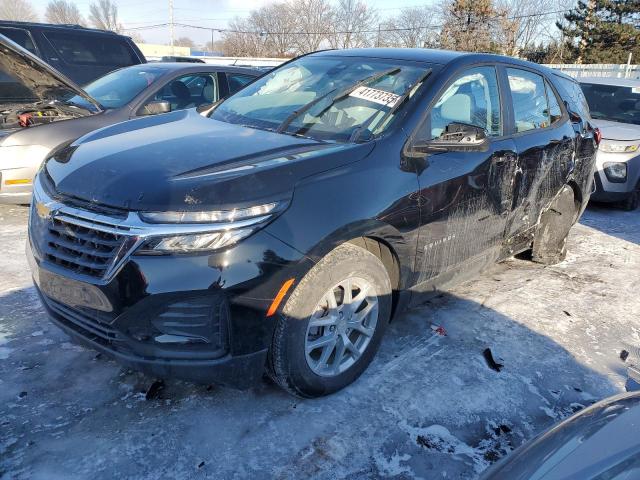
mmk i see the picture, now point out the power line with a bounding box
[123,8,571,35]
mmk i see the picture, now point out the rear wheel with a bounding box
[267,243,392,398]
[531,185,578,265]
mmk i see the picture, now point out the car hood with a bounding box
[591,119,640,141]
[0,34,101,110]
[44,109,374,211]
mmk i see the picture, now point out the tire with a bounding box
[267,242,392,398]
[621,183,640,211]
[531,185,578,265]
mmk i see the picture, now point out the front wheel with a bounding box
[267,243,392,398]
[621,182,640,211]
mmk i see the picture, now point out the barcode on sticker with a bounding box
[349,86,401,107]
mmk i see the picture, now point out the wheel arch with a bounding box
[347,236,404,319]
[272,218,416,320]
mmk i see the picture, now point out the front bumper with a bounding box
[0,167,35,204]
[591,171,633,202]
[40,285,267,387]
[590,149,640,203]
[0,144,51,204]
[27,225,312,389]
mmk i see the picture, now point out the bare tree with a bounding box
[0,0,38,21]
[45,0,85,25]
[174,36,195,48]
[128,31,145,44]
[439,0,498,52]
[494,0,556,56]
[381,6,439,48]
[328,0,377,49]
[203,39,225,53]
[221,17,267,57]
[89,0,122,33]
[248,2,297,57]
[290,0,333,54]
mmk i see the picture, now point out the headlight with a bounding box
[139,201,281,223]
[600,142,639,154]
[139,228,255,254]
[136,200,287,254]
[0,145,51,169]
[603,162,627,183]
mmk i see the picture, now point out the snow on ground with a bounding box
[0,204,639,479]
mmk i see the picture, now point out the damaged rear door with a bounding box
[407,65,518,290]
[502,67,576,246]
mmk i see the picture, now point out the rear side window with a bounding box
[545,80,563,124]
[44,31,137,67]
[507,68,550,133]
[428,66,502,139]
[227,73,254,93]
[0,27,37,55]
[556,76,591,120]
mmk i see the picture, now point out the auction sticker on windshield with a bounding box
[350,86,401,107]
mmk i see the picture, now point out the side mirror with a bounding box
[197,97,224,116]
[139,100,171,116]
[412,122,489,153]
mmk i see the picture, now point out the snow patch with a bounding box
[374,450,413,477]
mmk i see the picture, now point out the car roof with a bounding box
[0,20,125,37]
[309,48,574,80]
[578,76,640,87]
[123,62,262,75]
[311,48,465,65]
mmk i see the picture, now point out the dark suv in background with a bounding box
[0,21,145,85]
[27,49,598,397]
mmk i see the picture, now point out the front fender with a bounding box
[264,152,420,292]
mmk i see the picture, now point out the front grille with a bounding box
[43,216,126,278]
[46,297,120,345]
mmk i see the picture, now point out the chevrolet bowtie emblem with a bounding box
[35,201,53,219]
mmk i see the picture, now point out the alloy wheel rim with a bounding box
[304,276,379,377]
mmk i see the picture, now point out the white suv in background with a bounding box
[580,77,640,211]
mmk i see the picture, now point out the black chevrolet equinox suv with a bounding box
[27,49,598,397]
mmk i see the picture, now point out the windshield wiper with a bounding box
[349,68,432,143]
[276,67,401,134]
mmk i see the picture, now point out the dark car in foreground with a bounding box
[27,48,598,397]
[482,391,640,479]
[580,77,640,210]
[0,21,145,85]
[0,35,261,203]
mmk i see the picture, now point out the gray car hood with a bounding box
[591,119,640,141]
[0,34,101,110]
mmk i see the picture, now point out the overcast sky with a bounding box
[27,0,438,47]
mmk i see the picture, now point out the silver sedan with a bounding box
[0,36,260,204]
[580,77,640,210]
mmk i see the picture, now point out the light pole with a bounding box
[169,0,175,54]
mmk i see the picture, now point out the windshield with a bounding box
[67,66,168,110]
[581,82,640,125]
[212,56,430,142]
